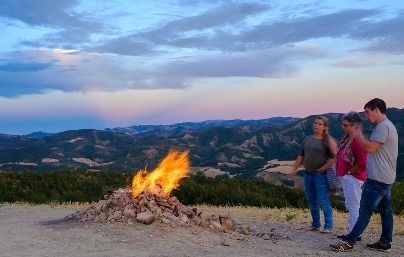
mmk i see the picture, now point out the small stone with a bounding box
[239,227,250,235]
[221,240,230,246]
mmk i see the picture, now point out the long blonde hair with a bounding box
[315,115,332,151]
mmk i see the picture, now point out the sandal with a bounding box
[304,226,320,231]
[321,228,333,234]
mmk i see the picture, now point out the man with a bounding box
[330,98,398,252]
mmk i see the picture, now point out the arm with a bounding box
[316,158,335,173]
[290,155,304,177]
[355,130,382,153]
[350,138,367,175]
[316,138,337,173]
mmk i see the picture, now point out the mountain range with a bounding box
[1,109,403,180]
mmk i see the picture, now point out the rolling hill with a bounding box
[1,109,403,180]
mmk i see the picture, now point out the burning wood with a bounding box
[65,150,236,233]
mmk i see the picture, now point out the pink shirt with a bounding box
[336,136,367,181]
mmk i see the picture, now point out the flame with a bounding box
[131,150,190,198]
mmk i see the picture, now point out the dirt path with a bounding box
[0,205,402,257]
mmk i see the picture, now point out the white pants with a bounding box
[341,175,364,233]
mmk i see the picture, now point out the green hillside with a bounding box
[0,108,403,179]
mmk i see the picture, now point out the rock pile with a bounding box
[65,187,236,233]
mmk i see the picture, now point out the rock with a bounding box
[139,197,148,207]
[261,233,271,240]
[180,214,189,223]
[101,203,109,213]
[209,214,220,223]
[98,213,107,222]
[161,217,171,224]
[193,216,202,226]
[221,240,230,246]
[210,220,225,232]
[123,206,136,218]
[178,204,194,217]
[136,210,155,225]
[94,200,106,214]
[162,211,179,222]
[148,200,158,212]
[67,187,237,232]
[239,227,250,235]
[108,210,122,221]
[219,215,236,231]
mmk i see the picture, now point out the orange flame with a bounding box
[131,150,190,198]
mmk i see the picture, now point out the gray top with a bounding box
[300,135,335,173]
[367,118,398,184]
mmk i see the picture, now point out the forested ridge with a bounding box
[1,171,403,214]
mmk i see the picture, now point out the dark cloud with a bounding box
[0,61,54,72]
[0,0,100,29]
[156,45,325,79]
[239,9,380,45]
[349,12,404,53]
[88,2,270,55]
[156,8,404,55]
[86,36,159,56]
[91,8,398,55]
[0,0,102,45]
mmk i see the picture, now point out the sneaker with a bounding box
[366,242,391,252]
[336,235,361,241]
[330,241,354,252]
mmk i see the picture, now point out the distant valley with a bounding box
[1,109,403,182]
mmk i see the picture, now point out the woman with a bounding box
[291,116,337,233]
[336,112,367,240]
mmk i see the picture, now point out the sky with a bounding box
[0,0,403,134]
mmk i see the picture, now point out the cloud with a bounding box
[0,61,54,72]
[1,2,403,98]
[0,0,103,45]
[88,8,384,55]
[86,36,158,56]
[156,43,325,79]
[0,41,326,97]
[88,2,270,55]
[350,12,404,53]
[238,9,380,46]
[160,8,404,55]
[0,0,100,29]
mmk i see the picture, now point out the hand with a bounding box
[351,124,362,137]
[288,170,297,179]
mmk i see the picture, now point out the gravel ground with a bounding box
[0,205,403,257]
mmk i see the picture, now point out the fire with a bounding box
[131,150,190,198]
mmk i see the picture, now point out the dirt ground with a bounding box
[0,204,403,257]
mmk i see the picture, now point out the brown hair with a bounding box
[364,98,386,114]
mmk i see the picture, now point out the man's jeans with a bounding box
[346,179,393,245]
[304,172,333,230]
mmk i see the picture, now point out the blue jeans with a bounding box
[304,172,333,230]
[346,179,393,245]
